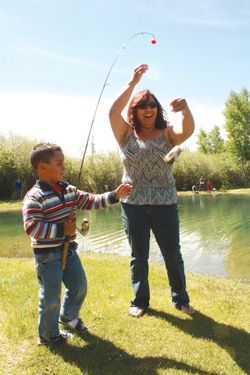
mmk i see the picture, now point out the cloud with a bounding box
[0,91,117,157]
[0,91,225,157]
[14,40,109,71]
[139,0,250,29]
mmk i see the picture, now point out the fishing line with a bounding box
[77,32,157,186]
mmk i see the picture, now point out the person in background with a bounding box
[192,184,198,193]
[207,181,214,191]
[199,176,206,191]
[15,177,22,199]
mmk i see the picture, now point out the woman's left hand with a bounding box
[169,97,190,114]
[166,97,194,145]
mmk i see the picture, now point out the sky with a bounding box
[0,0,249,156]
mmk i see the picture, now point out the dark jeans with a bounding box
[121,203,190,309]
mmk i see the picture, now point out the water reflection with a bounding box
[0,195,249,283]
[178,194,250,282]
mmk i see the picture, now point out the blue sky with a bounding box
[1,0,249,155]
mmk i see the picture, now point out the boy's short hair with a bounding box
[30,143,62,169]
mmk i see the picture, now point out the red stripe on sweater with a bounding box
[102,197,107,208]
[26,222,37,236]
[87,196,95,210]
[35,224,44,238]
[24,208,42,215]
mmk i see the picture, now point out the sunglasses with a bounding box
[136,101,157,110]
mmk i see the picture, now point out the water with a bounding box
[0,194,249,282]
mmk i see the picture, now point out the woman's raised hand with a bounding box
[169,97,190,114]
[131,64,148,85]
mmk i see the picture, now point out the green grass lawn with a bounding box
[1,254,249,375]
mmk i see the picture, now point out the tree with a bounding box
[0,134,37,198]
[197,129,209,153]
[197,125,224,154]
[224,88,250,161]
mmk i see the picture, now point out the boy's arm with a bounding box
[75,184,133,210]
[23,197,64,239]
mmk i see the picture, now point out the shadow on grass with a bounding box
[147,308,250,374]
[50,330,219,375]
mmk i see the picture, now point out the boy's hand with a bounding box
[115,183,133,199]
[64,211,76,237]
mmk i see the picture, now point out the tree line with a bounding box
[0,88,249,199]
[197,88,250,161]
[194,87,250,189]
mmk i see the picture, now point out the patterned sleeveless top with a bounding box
[119,133,177,205]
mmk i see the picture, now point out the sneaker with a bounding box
[59,316,87,332]
[38,330,72,346]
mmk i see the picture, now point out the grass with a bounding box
[1,254,249,375]
[224,188,250,194]
[0,200,22,211]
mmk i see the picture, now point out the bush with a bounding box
[0,135,123,198]
[174,150,249,190]
[78,152,123,192]
[0,134,37,199]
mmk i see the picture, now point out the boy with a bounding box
[23,143,132,345]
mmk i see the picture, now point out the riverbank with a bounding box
[1,254,249,375]
[0,200,23,211]
[1,188,250,212]
[177,188,250,196]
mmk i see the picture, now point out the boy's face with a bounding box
[38,151,65,184]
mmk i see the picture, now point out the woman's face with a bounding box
[135,95,158,130]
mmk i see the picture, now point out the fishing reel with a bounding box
[164,145,182,165]
[77,218,91,236]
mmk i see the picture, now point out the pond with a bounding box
[0,194,249,283]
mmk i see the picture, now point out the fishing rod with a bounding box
[61,32,157,264]
[77,31,157,186]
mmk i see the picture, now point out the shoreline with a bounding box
[1,250,249,285]
[177,188,250,196]
[0,188,250,212]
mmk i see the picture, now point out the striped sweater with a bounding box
[23,180,118,249]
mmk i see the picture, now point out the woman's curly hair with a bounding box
[127,90,167,132]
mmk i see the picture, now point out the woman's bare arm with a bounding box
[165,97,195,145]
[109,64,148,144]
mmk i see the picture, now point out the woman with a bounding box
[109,64,195,317]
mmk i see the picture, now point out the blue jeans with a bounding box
[121,203,189,309]
[34,242,87,340]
